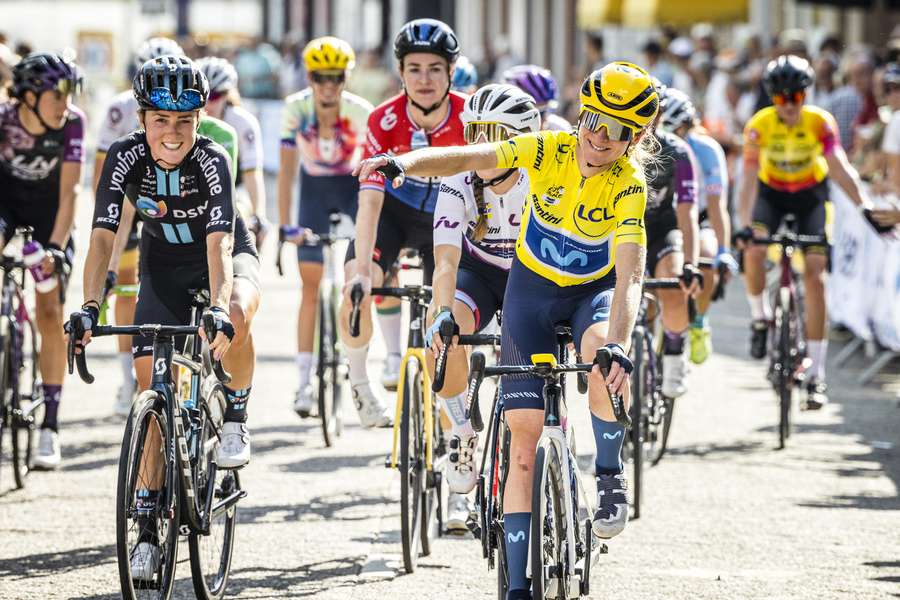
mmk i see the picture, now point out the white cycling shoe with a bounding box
[352,383,393,428]
[592,472,629,539]
[381,353,402,390]
[447,433,478,494]
[446,493,472,534]
[33,428,61,470]
[662,352,688,399]
[293,385,316,418]
[217,422,250,469]
[114,381,137,417]
[130,541,160,582]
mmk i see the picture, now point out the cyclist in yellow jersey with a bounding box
[736,55,881,409]
[357,62,658,600]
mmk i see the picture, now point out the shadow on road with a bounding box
[0,543,114,580]
[240,491,393,525]
[277,452,385,473]
[225,557,360,597]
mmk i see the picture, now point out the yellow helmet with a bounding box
[302,37,356,72]
[579,61,659,131]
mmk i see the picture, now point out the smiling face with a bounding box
[141,109,199,167]
[576,121,632,173]
[400,53,452,108]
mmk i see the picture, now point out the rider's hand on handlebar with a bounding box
[102,270,118,301]
[714,247,739,278]
[426,309,455,351]
[199,307,235,361]
[41,243,67,276]
[352,154,406,189]
[732,226,755,250]
[343,273,372,303]
[591,343,633,396]
[680,263,703,296]
[64,304,100,355]
[279,224,313,244]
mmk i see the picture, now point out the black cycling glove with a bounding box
[682,262,704,289]
[599,343,634,375]
[203,307,235,342]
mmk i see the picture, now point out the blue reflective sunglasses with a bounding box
[148,88,204,111]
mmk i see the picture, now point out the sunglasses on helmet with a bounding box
[578,109,638,142]
[772,90,805,106]
[310,72,346,85]
[464,121,516,144]
[148,88,205,111]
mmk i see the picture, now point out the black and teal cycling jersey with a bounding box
[93,131,254,261]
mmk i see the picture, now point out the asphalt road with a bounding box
[0,196,898,600]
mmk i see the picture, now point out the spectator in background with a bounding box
[669,37,696,99]
[14,42,32,56]
[347,47,395,106]
[810,52,839,110]
[829,50,876,152]
[585,31,605,72]
[690,23,717,91]
[280,37,306,97]
[642,38,674,87]
[877,63,900,197]
[234,39,282,99]
[819,34,843,57]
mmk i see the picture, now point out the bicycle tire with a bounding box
[496,522,510,600]
[399,356,424,573]
[627,331,645,520]
[329,285,344,440]
[116,391,179,600]
[189,387,237,600]
[0,322,18,488]
[12,311,41,487]
[776,290,792,449]
[317,286,341,447]
[420,387,443,556]
[531,442,568,600]
[9,321,34,489]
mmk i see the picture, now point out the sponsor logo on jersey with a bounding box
[542,185,564,205]
[109,107,122,125]
[530,195,562,225]
[540,239,588,267]
[189,144,224,195]
[573,202,615,238]
[109,143,147,194]
[613,183,643,204]
[380,106,398,131]
[591,288,613,322]
[8,154,59,180]
[136,196,168,218]
[439,183,465,201]
[533,135,545,170]
[434,216,460,230]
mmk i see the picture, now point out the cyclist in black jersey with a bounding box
[68,56,261,578]
[0,52,85,470]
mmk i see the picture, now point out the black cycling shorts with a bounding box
[454,252,508,332]
[646,228,683,276]
[499,258,616,411]
[344,193,435,284]
[297,169,358,263]
[752,180,828,254]
[132,251,260,358]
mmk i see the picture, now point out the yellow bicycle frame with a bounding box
[388,347,436,471]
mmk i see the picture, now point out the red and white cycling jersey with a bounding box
[360,92,467,212]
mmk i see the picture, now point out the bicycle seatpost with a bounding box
[432,317,459,393]
[349,283,364,337]
[594,348,631,429]
[466,351,486,432]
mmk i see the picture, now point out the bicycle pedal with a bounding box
[383,455,393,469]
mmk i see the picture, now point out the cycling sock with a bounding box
[41,384,62,431]
[346,343,369,385]
[136,489,160,543]
[224,386,251,423]
[691,312,709,329]
[441,391,474,437]
[376,304,403,356]
[503,512,531,594]
[591,413,624,475]
[807,339,827,380]
[119,352,135,384]
[663,329,686,355]
[296,352,314,388]
[748,293,769,321]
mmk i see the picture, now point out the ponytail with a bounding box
[471,172,489,242]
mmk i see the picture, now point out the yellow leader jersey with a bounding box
[492,130,647,286]
[743,105,840,193]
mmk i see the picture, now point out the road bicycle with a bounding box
[0,228,44,489]
[277,210,350,446]
[68,290,245,600]
[752,220,826,448]
[466,338,626,599]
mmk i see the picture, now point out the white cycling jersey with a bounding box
[221,104,263,172]
[543,113,572,132]
[433,169,529,270]
[97,91,140,154]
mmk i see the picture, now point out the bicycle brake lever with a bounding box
[201,312,232,384]
[467,351,486,432]
[594,348,630,429]
[349,284,363,337]
[431,318,458,393]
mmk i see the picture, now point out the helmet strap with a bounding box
[482,168,517,188]
[405,81,451,117]
[22,91,64,132]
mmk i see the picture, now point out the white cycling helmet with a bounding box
[134,37,184,71]
[461,83,541,136]
[659,87,697,131]
[196,56,238,94]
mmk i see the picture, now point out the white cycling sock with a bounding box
[806,339,827,380]
[346,344,370,385]
[441,391,474,437]
[748,293,770,321]
[377,307,403,356]
[296,352,314,388]
[119,352,135,385]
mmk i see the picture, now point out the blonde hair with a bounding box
[628,125,661,178]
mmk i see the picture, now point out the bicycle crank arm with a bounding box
[210,489,248,522]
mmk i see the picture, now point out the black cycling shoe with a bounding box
[750,319,768,359]
[803,378,829,410]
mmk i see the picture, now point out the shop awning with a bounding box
[577,0,624,27]
[621,0,749,27]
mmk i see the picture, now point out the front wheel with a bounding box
[420,387,443,556]
[399,356,425,573]
[627,333,645,520]
[317,287,342,447]
[531,442,568,600]
[775,293,793,449]
[116,392,179,600]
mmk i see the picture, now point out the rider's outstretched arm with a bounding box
[606,243,646,348]
[355,143,498,183]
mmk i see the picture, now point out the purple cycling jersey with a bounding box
[644,129,699,232]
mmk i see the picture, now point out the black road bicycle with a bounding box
[68,290,245,600]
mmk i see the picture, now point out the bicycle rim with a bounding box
[329,289,344,439]
[531,443,568,600]
[189,393,237,600]
[317,293,338,446]
[399,357,424,573]
[420,392,442,556]
[496,523,510,600]
[116,392,179,600]
[628,343,644,520]
[776,296,792,449]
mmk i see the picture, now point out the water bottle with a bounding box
[22,241,58,294]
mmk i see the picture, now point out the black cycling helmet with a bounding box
[763,55,814,96]
[883,62,900,86]
[393,18,460,64]
[133,55,209,112]
[11,51,82,100]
